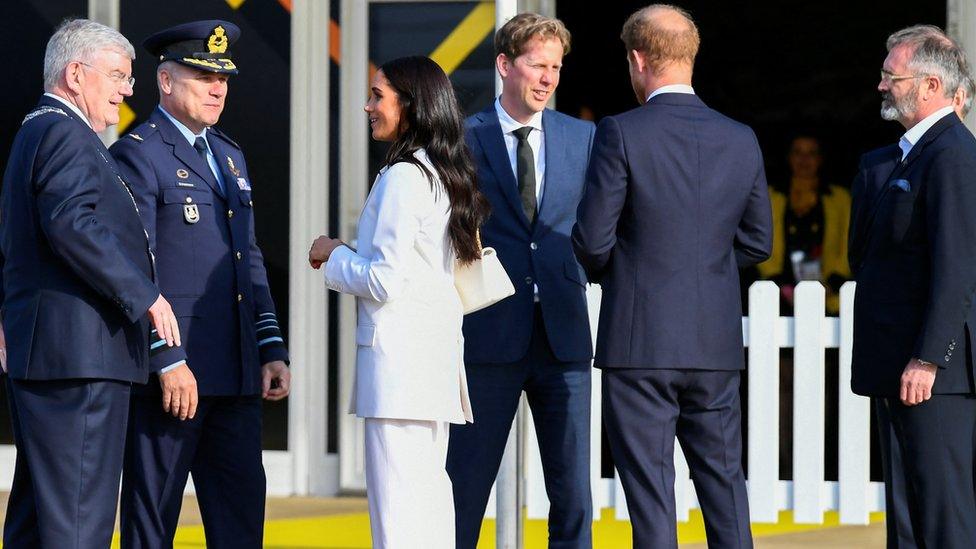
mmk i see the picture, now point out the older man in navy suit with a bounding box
[0,19,182,548]
[573,5,771,548]
[850,25,976,548]
[446,13,595,549]
[109,21,291,549]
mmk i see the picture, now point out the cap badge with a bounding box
[207,26,228,54]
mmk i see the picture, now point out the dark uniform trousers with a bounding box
[121,386,265,549]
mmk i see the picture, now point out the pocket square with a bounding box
[890,179,911,192]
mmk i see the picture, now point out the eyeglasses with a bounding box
[880,70,923,84]
[77,61,135,88]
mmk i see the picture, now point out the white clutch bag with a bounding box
[454,233,515,314]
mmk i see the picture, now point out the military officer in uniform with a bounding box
[110,20,290,549]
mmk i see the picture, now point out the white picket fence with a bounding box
[486,280,883,526]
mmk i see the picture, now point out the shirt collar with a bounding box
[899,105,955,160]
[158,105,208,146]
[646,84,696,103]
[43,92,92,130]
[495,97,544,135]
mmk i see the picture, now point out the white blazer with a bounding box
[324,149,472,424]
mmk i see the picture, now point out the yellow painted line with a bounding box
[226,0,246,9]
[429,1,495,75]
[144,508,884,548]
[118,101,136,134]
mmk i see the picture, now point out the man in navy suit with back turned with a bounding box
[0,19,184,548]
[447,13,596,549]
[110,21,291,549]
[573,5,771,548]
[850,25,976,548]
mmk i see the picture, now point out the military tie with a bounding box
[194,136,224,193]
[193,136,209,161]
[512,126,537,224]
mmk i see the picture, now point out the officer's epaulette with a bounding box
[208,127,241,150]
[125,122,159,144]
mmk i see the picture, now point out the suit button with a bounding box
[236,251,242,260]
[530,242,537,250]
[945,355,951,362]
[237,293,243,302]
[228,209,234,218]
[524,276,533,285]
[185,197,192,204]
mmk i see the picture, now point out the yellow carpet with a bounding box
[123,509,882,548]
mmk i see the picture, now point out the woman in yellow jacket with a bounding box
[757,136,851,314]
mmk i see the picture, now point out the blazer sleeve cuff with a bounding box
[323,245,355,293]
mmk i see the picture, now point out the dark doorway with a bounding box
[557,1,946,187]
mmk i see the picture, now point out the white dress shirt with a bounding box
[495,97,546,206]
[43,92,92,129]
[646,84,696,103]
[899,105,955,161]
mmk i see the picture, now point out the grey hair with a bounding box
[886,24,965,100]
[43,18,135,92]
[963,74,975,117]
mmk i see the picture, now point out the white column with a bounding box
[948,0,976,132]
[289,0,333,496]
[338,0,370,493]
[88,0,120,146]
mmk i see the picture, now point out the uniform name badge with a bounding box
[184,203,200,224]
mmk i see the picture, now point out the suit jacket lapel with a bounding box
[890,112,959,180]
[153,109,224,196]
[472,107,530,231]
[535,110,567,238]
[209,138,238,202]
[859,114,960,263]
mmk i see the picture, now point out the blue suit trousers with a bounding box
[4,377,131,549]
[448,305,592,549]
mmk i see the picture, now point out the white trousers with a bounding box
[364,418,455,549]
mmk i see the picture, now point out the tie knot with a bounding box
[193,136,209,157]
[512,126,532,141]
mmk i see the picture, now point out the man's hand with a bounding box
[262,360,291,401]
[308,235,344,269]
[148,295,181,348]
[0,321,6,374]
[159,362,198,420]
[900,358,937,406]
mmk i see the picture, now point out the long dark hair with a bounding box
[379,56,489,264]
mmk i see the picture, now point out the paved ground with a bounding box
[0,492,886,547]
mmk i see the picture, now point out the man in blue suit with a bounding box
[447,13,595,549]
[109,21,290,549]
[573,6,771,548]
[0,19,183,548]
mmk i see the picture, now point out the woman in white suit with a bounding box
[308,56,489,548]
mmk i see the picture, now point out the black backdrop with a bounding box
[557,1,947,190]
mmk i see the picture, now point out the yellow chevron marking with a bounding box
[226,0,246,9]
[429,2,494,75]
[118,101,136,134]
